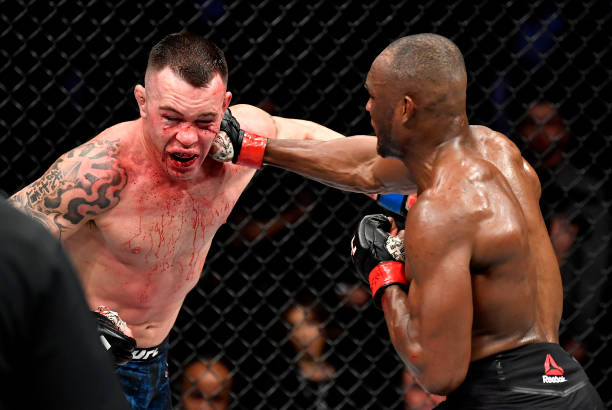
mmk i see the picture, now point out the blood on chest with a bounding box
[96,185,232,274]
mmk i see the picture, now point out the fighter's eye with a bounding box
[195,120,212,129]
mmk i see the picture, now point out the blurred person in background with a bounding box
[180,357,233,410]
[265,294,341,409]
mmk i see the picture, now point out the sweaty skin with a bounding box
[262,48,563,394]
[9,68,339,348]
[383,125,562,394]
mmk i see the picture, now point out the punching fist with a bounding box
[351,214,408,307]
[210,108,267,168]
[93,307,136,369]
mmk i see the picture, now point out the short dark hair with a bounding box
[386,33,466,84]
[147,32,228,87]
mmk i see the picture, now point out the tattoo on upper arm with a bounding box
[10,139,128,237]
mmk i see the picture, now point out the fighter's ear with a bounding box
[401,95,415,123]
[134,85,147,118]
[222,91,232,112]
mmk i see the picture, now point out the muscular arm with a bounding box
[381,194,474,395]
[9,138,128,239]
[264,137,416,194]
[229,104,416,194]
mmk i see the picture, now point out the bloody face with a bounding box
[139,67,231,180]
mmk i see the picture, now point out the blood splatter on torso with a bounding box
[64,122,255,347]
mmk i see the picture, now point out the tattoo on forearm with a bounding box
[11,139,128,236]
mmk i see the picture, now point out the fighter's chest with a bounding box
[96,180,235,262]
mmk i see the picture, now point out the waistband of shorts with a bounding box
[467,342,565,373]
[444,342,595,408]
[131,337,169,362]
[461,342,588,389]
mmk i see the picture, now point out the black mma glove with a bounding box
[210,108,267,168]
[93,309,136,369]
[351,214,408,308]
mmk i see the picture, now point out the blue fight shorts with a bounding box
[435,342,604,409]
[117,339,171,410]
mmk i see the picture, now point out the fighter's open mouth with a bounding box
[170,153,198,163]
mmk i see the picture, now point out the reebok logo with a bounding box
[542,354,566,383]
[544,354,564,375]
[542,375,566,383]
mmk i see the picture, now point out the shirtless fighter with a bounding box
[9,32,342,409]
[212,34,605,408]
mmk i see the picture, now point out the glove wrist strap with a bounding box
[369,261,407,306]
[236,132,267,168]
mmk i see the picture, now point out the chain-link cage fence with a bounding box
[2,0,611,408]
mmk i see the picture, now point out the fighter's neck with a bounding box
[135,119,163,170]
[124,120,189,187]
[401,115,471,192]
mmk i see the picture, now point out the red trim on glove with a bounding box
[406,193,418,210]
[236,132,267,168]
[369,261,407,299]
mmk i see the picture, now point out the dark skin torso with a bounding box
[469,125,562,347]
[383,125,562,393]
[261,123,563,393]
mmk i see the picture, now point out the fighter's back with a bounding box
[424,125,563,361]
[471,125,563,345]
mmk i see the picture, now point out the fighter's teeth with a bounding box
[171,153,197,162]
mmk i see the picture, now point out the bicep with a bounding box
[229,104,279,138]
[9,140,128,239]
[230,103,345,141]
[408,245,473,351]
[405,203,474,381]
[371,156,417,194]
[273,117,345,141]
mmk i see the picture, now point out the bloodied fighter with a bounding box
[9,32,342,409]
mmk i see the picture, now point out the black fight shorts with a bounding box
[435,342,604,409]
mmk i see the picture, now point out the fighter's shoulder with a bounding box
[406,186,480,248]
[471,125,541,197]
[434,148,497,189]
[61,121,136,166]
[41,125,133,196]
[472,125,523,160]
[419,155,497,224]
